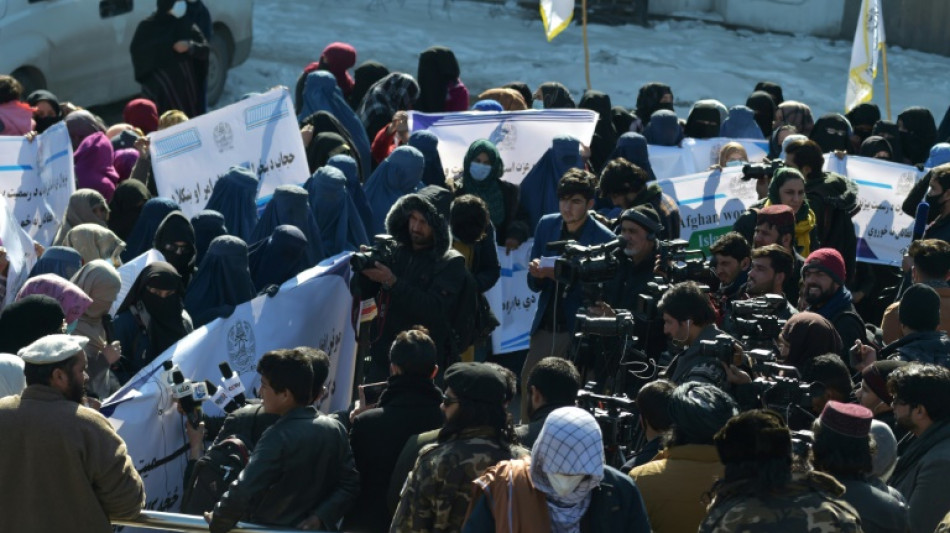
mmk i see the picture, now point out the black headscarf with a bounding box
[859,136,895,161]
[611,106,636,135]
[301,111,365,179]
[191,209,228,265]
[304,131,353,175]
[26,90,63,133]
[108,180,152,241]
[897,107,938,165]
[416,46,461,113]
[809,113,853,153]
[635,82,673,124]
[0,295,65,354]
[117,261,189,358]
[845,102,881,142]
[578,90,618,173]
[746,90,776,138]
[685,101,722,139]
[754,81,784,105]
[153,211,196,285]
[349,60,389,110]
[537,82,576,109]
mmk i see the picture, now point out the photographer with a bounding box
[522,169,614,418]
[597,158,680,239]
[743,245,798,318]
[658,281,735,388]
[784,139,859,282]
[360,186,469,382]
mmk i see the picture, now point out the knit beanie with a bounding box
[620,204,663,236]
[899,283,941,331]
[802,248,846,285]
[861,360,909,406]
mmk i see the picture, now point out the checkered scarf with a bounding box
[530,407,605,533]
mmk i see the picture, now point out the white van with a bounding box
[0,0,253,107]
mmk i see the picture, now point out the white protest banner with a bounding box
[109,248,164,315]
[0,198,37,307]
[101,254,358,513]
[149,88,309,219]
[409,109,597,186]
[486,240,537,354]
[657,167,759,249]
[0,122,75,246]
[822,154,923,266]
[648,137,768,180]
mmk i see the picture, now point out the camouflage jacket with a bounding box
[390,426,526,533]
[698,471,863,533]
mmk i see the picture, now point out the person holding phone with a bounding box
[346,327,444,532]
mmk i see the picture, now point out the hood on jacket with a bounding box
[384,186,452,258]
[810,171,859,214]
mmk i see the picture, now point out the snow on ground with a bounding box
[221,0,950,124]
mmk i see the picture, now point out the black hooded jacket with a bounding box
[365,190,468,381]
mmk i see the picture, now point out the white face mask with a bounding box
[170,1,187,17]
[532,99,545,110]
[547,473,585,498]
[725,159,747,167]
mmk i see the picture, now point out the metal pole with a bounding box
[582,0,591,90]
[881,44,892,121]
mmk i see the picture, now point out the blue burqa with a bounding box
[609,132,656,181]
[362,145,424,235]
[643,110,684,147]
[204,166,259,242]
[327,154,374,238]
[306,166,369,255]
[28,246,83,280]
[518,135,583,231]
[297,71,373,182]
[720,105,765,140]
[120,197,179,262]
[250,185,326,265]
[247,225,313,292]
[183,235,257,328]
[191,209,227,265]
[408,130,446,187]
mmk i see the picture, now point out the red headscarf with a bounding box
[304,42,356,98]
[123,98,159,134]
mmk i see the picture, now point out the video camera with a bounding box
[656,239,709,283]
[576,383,640,469]
[551,238,624,287]
[575,311,637,338]
[700,333,737,365]
[741,159,785,181]
[350,234,397,272]
[730,294,787,350]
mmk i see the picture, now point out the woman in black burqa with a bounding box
[130,0,209,117]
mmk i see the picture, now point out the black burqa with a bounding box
[897,107,938,165]
[116,261,189,365]
[108,179,152,241]
[0,295,65,354]
[578,90,618,174]
[129,0,209,117]
[153,211,197,286]
[859,136,895,161]
[873,120,904,163]
[416,46,461,113]
[809,113,853,153]
[304,131,354,175]
[746,90,777,138]
[684,102,722,139]
[754,81,784,105]
[635,82,673,125]
[301,111,366,180]
[537,82,575,109]
[349,61,389,110]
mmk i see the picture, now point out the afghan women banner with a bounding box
[149,88,309,219]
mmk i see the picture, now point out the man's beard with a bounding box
[803,283,834,306]
[65,373,85,404]
[745,278,770,296]
[410,232,433,248]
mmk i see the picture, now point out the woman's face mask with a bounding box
[468,162,492,181]
[725,159,747,168]
[65,320,79,334]
[547,473,586,498]
[532,99,545,110]
[170,1,187,18]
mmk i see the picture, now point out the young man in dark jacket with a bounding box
[346,327,444,532]
[360,186,468,382]
[598,157,680,239]
[207,348,359,532]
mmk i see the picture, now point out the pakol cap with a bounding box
[17,334,88,365]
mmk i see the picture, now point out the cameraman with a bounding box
[658,281,734,388]
[744,245,798,318]
[593,205,663,315]
[522,169,614,418]
[360,186,469,382]
[597,158,680,239]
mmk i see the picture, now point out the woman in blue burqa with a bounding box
[250,185,326,266]
[306,166,369,256]
[362,145,424,235]
[184,235,257,328]
[518,136,583,232]
[204,166,258,243]
[297,71,372,180]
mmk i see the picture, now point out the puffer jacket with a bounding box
[881,330,950,367]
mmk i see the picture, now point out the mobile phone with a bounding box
[359,381,388,406]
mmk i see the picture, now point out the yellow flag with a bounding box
[845,0,885,112]
[540,0,575,41]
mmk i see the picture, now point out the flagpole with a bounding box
[881,44,892,120]
[582,0,591,90]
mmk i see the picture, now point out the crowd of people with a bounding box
[3,0,950,530]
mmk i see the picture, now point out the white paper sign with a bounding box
[149,88,309,219]
[648,137,769,180]
[409,109,598,185]
[101,255,358,513]
[486,241,537,354]
[0,122,75,246]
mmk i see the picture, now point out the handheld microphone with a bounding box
[913,201,930,240]
[172,371,203,429]
[218,362,247,406]
[206,381,240,414]
[160,360,179,392]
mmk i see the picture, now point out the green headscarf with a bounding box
[459,139,506,228]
